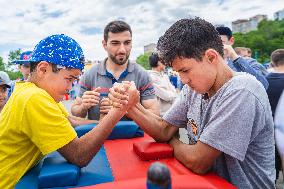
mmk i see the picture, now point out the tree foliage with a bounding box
[136,52,151,70]
[7,49,21,71]
[234,19,284,63]
[0,49,23,80]
[0,57,5,71]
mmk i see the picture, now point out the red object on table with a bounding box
[133,139,174,160]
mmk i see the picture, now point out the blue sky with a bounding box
[0,0,283,62]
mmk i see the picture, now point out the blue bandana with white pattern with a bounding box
[30,34,85,70]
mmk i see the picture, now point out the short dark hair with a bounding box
[215,26,232,40]
[30,62,64,73]
[271,49,284,66]
[103,20,132,42]
[149,53,160,68]
[157,17,224,66]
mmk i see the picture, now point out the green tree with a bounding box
[0,56,5,71]
[6,70,22,80]
[233,19,284,63]
[7,49,21,71]
[136,52,151,70]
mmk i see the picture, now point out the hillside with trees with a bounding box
[135,19,284,69]
[234,19,284,63]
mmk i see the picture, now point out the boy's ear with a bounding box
[36,61,50,77]
[205,49,218,64]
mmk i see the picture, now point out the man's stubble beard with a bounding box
[109,53,130,65]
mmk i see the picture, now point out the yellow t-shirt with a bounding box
[0,82,77,189]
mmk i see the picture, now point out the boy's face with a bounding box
[0,85,8,108]
[19,64,30,79]
[103,31,132,65]
[172,56,216,95]
[42,64,81,102]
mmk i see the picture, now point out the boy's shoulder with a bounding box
[14,82,53,103]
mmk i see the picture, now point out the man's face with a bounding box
[43,65,81,102]
[158,61,166,72]
[172,57,216,95]
[220,35,234,46]
[103,31,132,65]
[0,85,8,108]
[239,50,250,58]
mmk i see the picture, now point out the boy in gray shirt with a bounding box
[109,18,275,188]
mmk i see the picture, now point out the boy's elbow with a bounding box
[180,155,211,175]
[190,166,210,175]
[154,136,170,143]
[72,156,91,168]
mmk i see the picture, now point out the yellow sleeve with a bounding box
[21,92,77,155]
[58,102,69,117]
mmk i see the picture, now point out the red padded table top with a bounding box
[74,134,236,189]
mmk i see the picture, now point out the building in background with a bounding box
[232,14,267,33]
[274,8,284,20]
[144,43,156,54]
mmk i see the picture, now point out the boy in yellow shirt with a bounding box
[0,34,137,189]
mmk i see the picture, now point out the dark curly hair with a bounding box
[157,17,224,67]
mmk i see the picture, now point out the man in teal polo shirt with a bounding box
[71,20,159,120]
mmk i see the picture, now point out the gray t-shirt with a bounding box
[78,59,156,120]
[164,73,275,189]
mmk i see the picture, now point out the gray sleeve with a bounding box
[78,71,92,97]
[199,89,266,161]
[136,67,156,101]
[275,91,284,129]
[163,86,189,128]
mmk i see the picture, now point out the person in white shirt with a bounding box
[148,52,178,116]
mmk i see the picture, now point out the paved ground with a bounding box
[62,100,283,188]
[277,173,283,189]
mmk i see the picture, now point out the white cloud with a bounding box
[0,0,283,62]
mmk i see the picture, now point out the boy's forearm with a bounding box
[71,103,88,118]
[127,103,172,142]
[74,107,126,166]
[68,115,98,127]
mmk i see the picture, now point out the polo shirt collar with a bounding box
[97,58,135,75]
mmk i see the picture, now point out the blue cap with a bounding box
[13,51,33,65]
[29,34,85,70]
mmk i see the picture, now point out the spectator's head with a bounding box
[216,26,234,45]
[234,47,250,58]
[13,51,33,80]
[271,49,284,67]
[103,20,132,65]
[0,71,11,111]
[157,17,225,95]
[149,52,166,72]
[28,34,85,102]
[246,48,252,58]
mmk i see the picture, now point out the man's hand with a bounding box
[223,44,239,61]
[80,87,101,110]
[100,97,112,115]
